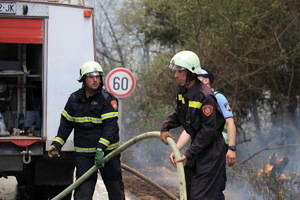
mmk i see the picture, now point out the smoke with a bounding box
[120,107,300,199]
[117,85,300,199]
[229,109,300,199]
[120,130,181,189]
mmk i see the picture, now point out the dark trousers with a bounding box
[185,164,225,200]
[217,167,227,199]
[184,144,226,200]
[73,152,125,200]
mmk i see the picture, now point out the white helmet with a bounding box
[169,50,205,74]
[78,61,103,82]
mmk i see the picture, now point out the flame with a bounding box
[257,153,288,178]
[266,164,273,171]
[278,174,288,180]
[257,164,273,175]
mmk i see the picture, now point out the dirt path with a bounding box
[122,166,180,200]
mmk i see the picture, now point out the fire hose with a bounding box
[51,131,187,200]
[121,163,178,200]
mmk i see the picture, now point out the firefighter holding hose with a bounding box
[160,51,226,199]
[169,67,237,199]
[48,61,125,200]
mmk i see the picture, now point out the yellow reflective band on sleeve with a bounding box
[189,101,202,109]
[101,112,118,120]
[74,146,97,153]
[106,142,120,151]
[54,137,65,145]
[62,110,74,122]
[99,138,110,146]
[178,94,185,104]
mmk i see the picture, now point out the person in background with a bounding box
[170,68,237,199]
[160,50,226,199]
[48,61,125,200]
[197,68,236,166]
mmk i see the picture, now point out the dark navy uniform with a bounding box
[51,87,125,200]
[161,80,226,200]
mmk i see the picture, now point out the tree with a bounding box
[93,1,300,197]
[119,0,300,148]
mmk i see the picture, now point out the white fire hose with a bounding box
[51,131,187,200]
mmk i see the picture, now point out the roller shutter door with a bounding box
[0,18,43,44]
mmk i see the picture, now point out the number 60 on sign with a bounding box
[105,68,136,98]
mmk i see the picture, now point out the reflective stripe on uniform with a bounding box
[222,132,229,144]
[222,124,229,144]
[74,146,97,153]
[62,110,74,122]
[106,142,120,150]
[178,94,185,104]
[189,101,202,109]
[62,110,119,124]
[178,93,229,144]
[99,137,110,146]
[62,110,118,123]
[74,142,120,153]
[74,116,102,123]
[54,137,65,145]
[178,94,202,109]
[62,110,102,123]
[101,112,118,120]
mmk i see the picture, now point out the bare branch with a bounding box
[238,144,300,165]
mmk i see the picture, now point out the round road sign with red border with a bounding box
[105,68,136,98]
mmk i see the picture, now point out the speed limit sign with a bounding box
[105,68,136,98]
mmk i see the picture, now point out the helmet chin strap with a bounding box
[184,71,196,86]
[184,80,191,86]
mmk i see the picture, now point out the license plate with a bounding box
[0,2,16,14]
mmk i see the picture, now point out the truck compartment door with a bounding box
[0,18,43,44]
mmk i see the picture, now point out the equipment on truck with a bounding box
[0,1,95,199]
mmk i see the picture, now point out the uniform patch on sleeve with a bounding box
[202,105,213,116]
[111,100,118,110]
[224,102,232,112]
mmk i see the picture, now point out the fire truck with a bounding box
[0,0,96,199]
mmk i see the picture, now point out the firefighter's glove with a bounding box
[48,145,60,158]
[95,148,105,168]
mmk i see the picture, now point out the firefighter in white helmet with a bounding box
[48,61,125,200]
[168,50,204,85]
[170,67,237,199]
[160,51,226,199]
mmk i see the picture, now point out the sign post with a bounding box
[105,68,136,140]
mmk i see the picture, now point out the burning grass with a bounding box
[231,152,300,200]
[249,168,300,199]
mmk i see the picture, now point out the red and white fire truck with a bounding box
[0,0,96,199]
